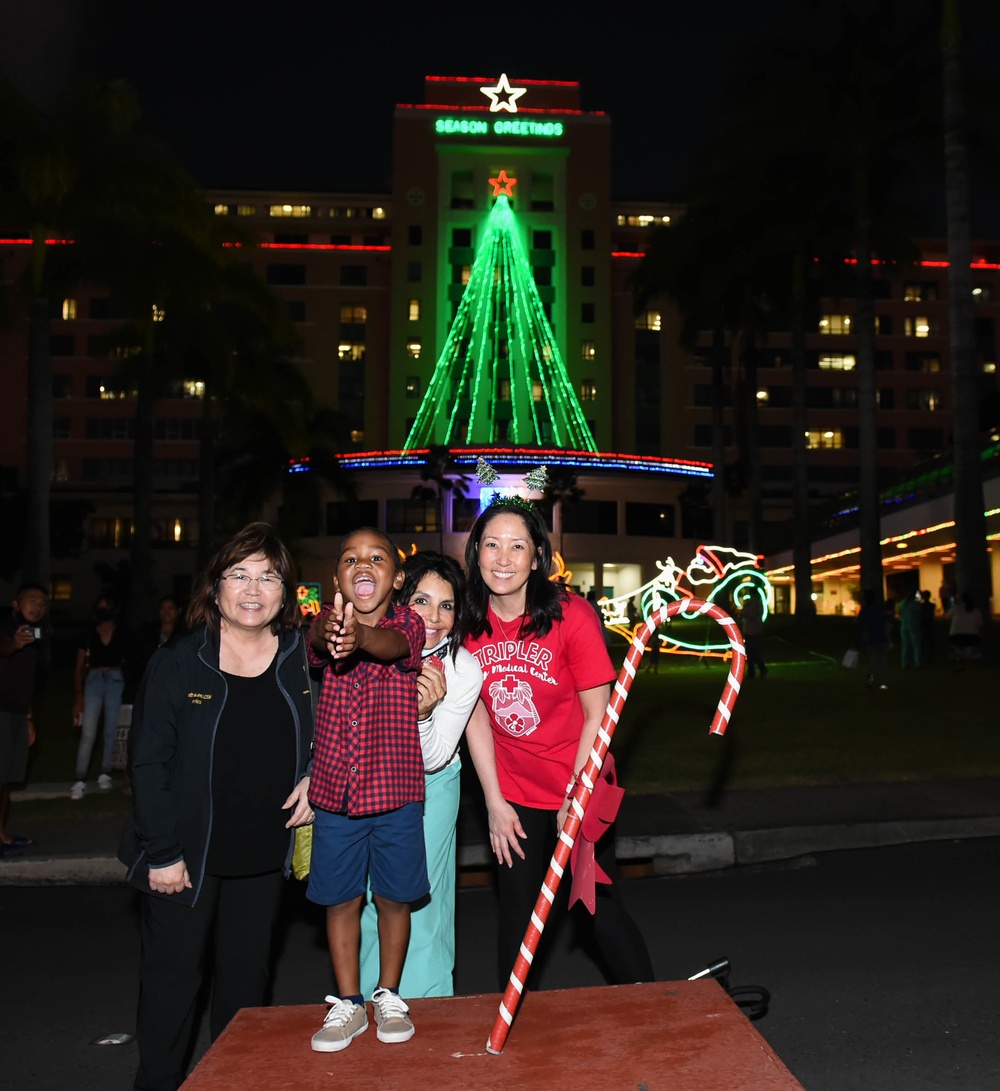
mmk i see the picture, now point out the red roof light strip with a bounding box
[424,75,581,88]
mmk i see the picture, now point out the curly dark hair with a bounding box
[187,522,300,633]
[394,550,468,661]
[463,501,565,641]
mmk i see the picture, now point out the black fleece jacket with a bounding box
[118,624,313,905]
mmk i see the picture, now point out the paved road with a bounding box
[3,837,998,1090]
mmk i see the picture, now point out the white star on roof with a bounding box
[480,73,527,114]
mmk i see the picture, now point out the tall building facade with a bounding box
[2,71,998,614]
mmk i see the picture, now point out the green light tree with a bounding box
[404,194,596,451]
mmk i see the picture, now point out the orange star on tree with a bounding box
[489,169,517,197]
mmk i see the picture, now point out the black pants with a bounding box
[134,870,285,1091]
[495,802,654,991]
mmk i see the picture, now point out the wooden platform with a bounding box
[181,980,804,1090]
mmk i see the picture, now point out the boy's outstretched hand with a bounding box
[324,592,359,659]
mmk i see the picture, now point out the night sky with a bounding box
[2,2,999,232]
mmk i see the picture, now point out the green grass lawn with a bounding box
[24,616,998,795]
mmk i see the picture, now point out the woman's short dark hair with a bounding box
[187,522,300,633]
[463,501,565,640]
[394,550,467,659]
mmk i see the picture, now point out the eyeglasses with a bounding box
[220,573,282,592]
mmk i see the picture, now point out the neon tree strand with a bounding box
[485,597,747,1055]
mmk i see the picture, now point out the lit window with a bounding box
[172,519,184,543]
[350,429,364,443]
[339,305,367,323]
[50,575,72,602]
[756,389,769,403]
[616,215,626,226]
[818,354,856,371]
[213,204,229,216]
[581,340,596,361]
[406,338,422,359]
[461,265,471,286]
[62,298,77,320]
[338,342,365,361]
[408,299,420,321]
[500,380,511,401]
[805,428,843,450]
[406,376,421,398]
[904,316,930,338]
[580,380,597,401]
[625,214,670,226]
[372,207,386,220]
[182,380,205,399]
[269,204,311,218]
[236,205,256,216]
[152,304,165,323]
[819,314,852,335]
[532,381,543,402]
[635,310,661,331]
[984,362,997,374]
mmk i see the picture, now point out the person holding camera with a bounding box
[0,583,49,856]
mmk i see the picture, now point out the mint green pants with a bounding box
[359,759,461,998]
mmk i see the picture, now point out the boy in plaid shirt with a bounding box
[307,528,427,1052]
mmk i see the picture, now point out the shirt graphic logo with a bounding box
[489,676,540,737]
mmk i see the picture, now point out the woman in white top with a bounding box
[358,551,483,997]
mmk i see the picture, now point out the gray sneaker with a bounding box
[371,987,414,1043]
[310,996,368,1053]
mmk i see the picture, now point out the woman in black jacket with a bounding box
[120,523,314,1091]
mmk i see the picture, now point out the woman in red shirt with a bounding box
[463,499,653,989]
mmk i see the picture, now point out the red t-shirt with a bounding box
[464,593,616,810]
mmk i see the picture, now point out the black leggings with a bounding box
[495,801,654,991]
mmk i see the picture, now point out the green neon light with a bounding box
[404,194,597,451]
[433,117,565,138]
[599,546,772,659]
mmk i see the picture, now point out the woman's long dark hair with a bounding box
[463,501,566,641]
[187,522,301,633]
[394,550,467,662]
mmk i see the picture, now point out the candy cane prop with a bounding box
[486,597,746,1055]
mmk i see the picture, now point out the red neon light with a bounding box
[260,242,391,252]
[611,251,645,259]
[398,103,602,116]
[0,237,73,245]
[425,75,581,88]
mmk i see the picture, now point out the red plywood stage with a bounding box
[181,980,804,1090]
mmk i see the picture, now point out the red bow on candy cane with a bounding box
[568,752,625,913]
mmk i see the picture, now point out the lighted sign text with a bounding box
[434,117,564,138]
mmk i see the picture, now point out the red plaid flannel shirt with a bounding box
[307,602,425,815]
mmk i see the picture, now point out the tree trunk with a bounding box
[197,400,219,572]
[855,175,883,606]
[790,253,816,619]
[710,321,727,541]
[128,343,156,626]
[23,295,53,588]
[943,0,991,612]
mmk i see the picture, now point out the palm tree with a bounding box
[542,467,584,558]
[411,445,471,553]
[0,77,143,589]
[942,0,991,614]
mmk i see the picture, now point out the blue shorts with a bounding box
[306,802,429,907]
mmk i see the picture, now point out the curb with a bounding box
[4,817,998,887]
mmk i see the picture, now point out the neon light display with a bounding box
[479,73,527,112]
[333,447,712,478]
[489,169,517,197]
[296,583,322,617]
[597,545,771,659]
[433,117,565,138]
[403,193,598,451]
